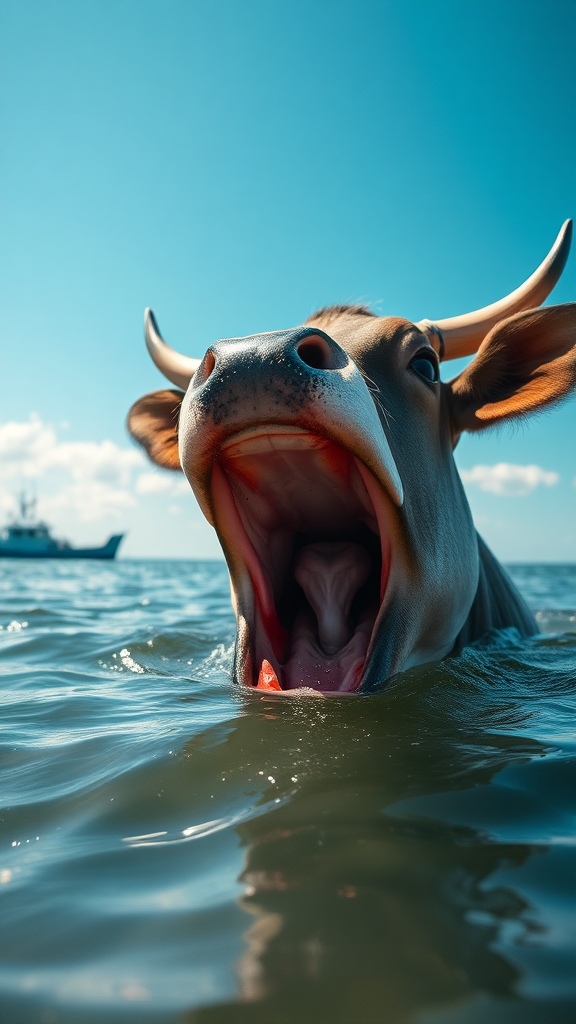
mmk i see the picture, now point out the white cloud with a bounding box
[39,481,137,522]
[48,440,142,485]
[0,416,56,477]
[136,472,189,496]
[0,416,143,483]
[0,416,195,528]
[0,416,146,524]
[136,473,174,495]
[460,463,559,497]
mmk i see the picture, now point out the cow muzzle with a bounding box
[178,328,404,694]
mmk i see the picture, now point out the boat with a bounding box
[0,495,124,560]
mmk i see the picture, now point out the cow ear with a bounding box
[127,389,185,471]
[448,303,576,435]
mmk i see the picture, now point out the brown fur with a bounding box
[305,304,377,327]
[449,303,576,434]
[127,389,184,470]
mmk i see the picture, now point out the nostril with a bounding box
[296,335,347,371]
[297,340,327,369]
[197,349,216,384]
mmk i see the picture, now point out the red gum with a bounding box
[354,460,392,603]
[211,463,274,622]
[318,440,350,480]
[211,462,286,666]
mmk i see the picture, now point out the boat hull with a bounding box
[0,535,124,560]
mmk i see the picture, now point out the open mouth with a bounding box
[211,425,393,693]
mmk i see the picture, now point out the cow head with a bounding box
[128,222,575,693]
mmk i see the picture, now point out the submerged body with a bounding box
[128,223,574,693]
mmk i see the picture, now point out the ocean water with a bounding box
[0,559,575,1024]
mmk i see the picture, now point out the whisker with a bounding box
[360,372,394,429]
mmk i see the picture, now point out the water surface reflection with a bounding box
[0,562,574,1023]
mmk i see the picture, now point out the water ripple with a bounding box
[0,560,574,1023]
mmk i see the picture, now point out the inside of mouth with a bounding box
[216,430,390,692]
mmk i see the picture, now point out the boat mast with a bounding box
[19,491,37,523]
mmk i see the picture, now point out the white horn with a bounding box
[144,308,201,390]
[416,220,572,360]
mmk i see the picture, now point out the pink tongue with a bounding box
[294,542,371,655]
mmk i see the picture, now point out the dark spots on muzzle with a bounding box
[191,328,348,427]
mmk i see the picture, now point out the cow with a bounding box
[128,221,575,694]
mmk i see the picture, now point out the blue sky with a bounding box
[0,0,574,559]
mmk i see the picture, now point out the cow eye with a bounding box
[410,352,439,383]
